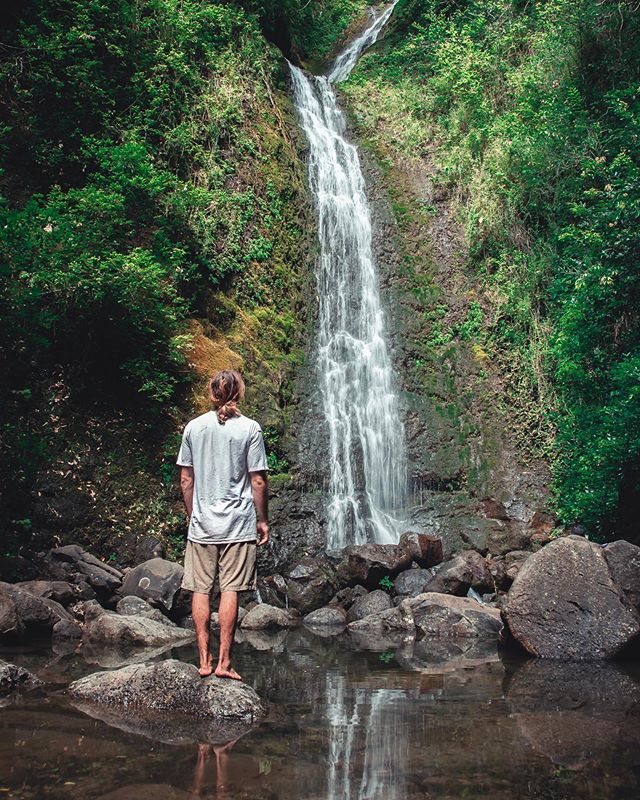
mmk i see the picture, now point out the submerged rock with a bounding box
[119,558,184,613]
[68,659,266,743]
[82,600,194,648]
[0,659,44,694]
[240,603,298,631]
[503,535,640,659]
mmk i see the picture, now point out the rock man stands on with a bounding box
[177,369,269,679]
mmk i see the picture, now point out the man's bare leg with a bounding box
[192,592,213,676]
[215,591,241,680]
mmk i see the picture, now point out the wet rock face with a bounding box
[502,535,640,659]
[0,659,43,695]
[68,659,266,722]
[286,557,339,615]
[603,540,640,610]
[240,603,299,631]
[82,600,194,648]
[119,558,184,613]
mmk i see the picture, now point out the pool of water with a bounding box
[2,629,639,799]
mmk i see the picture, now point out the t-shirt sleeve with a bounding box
[176,424,193,467]
[247,423,269,472]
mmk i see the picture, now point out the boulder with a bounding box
[119,558,184,612]
[0,590,22,639]
[116,595,176,626]
[52,618,82,640]
[423,550,493,596]
[348,604,415,636]
[68,659,266,738]
[43,544,122,597]
[82,601,194,648]
[329,585,368,610]
[0,582,71,636]
[240,603,299,630]
[406,593,503,639]
[257,574,288,608]
[503,550,531,585]
[0,659,43,695]
[304,606,347,628]
[346,589,393,623]
[336,533,443,588]
[603,540,640,610]
[286,557,339,615]
[502,535,640,659]
[14,580,76,606]
[393,568,435,598]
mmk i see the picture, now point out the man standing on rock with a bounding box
[177,369,269,679]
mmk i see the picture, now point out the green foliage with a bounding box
[346,0,640,537]
[378,574,394,591]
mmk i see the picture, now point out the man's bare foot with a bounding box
[215,664,242,681]
[199,653,213,677]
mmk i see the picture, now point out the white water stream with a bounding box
[289,2,406,549]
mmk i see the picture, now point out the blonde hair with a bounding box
[209,369,245,424]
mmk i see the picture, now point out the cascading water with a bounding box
[289,1,406,550]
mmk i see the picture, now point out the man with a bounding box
[177,369,269,679]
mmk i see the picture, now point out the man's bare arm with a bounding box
[180,466,194,518]
[250,470,269,546]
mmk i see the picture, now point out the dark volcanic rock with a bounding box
[393,568,434,598]
[257,574,288,608]
[347,604,415,635]
[68,659,266,729]
[286,557,339,615]
[603,539,640,610]
[119,558,184,612]
[0,590,22,639]
[0,659,44,694]
[240,603,299,630]
[407,592,503,639]
[337,533,443,588]
[304,606,347,628]
[346,589,393,623]
[424,550,493,596]
[82,600,194,648]
[503,535,640,659]
[0,582,71,636]
[52,618,82,641]
[14,580,76,606]
[38,545,121,600]
[329,585,368,610]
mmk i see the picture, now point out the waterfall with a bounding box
[289,2,406,550]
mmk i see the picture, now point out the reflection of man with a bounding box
[177,370,269,679]
[187,741,236,800]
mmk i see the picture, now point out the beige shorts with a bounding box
[182,540,257,593]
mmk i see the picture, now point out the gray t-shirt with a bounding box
[176,411,268,544]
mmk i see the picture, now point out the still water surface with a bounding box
[2,631,639,799]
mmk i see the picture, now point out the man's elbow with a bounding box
[180,467,194,488]
[250,470,268,489]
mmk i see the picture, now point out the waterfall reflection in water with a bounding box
[289,2,406,550]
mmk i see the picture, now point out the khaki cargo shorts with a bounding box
[182,540,257,593]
